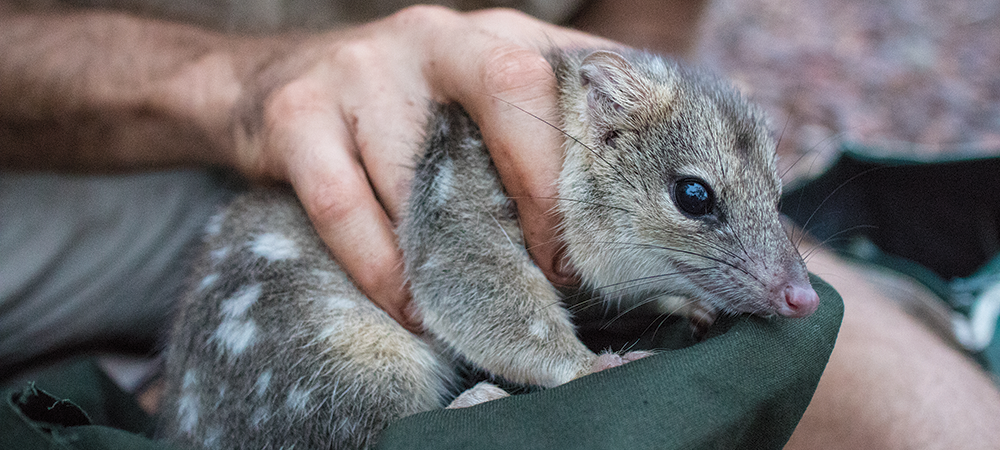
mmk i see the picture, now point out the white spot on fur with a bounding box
[204,213,224,236]
[529,319,550,340]
[203,427,222,448]
[431,158,455,207]
[178,370,200,435]
[418,253,445,273]
[250,406,271,429]
[315,295,361,343]
[285,385,312,412]
[254,370,272,398]
[324,294,357,311]
[212,317,258,355]
[211,285,261,355]
[492,189,511,209]
[197,274,219,292]
[183,369,198,389]
[317,322,339,342]
[311,269,338,285]
[178,393,199,434]
[210,246,230,263]
[221,284,261,318]
[251,232,300,261]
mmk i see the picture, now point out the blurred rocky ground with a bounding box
[693,0,1000,185]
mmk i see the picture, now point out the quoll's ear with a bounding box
[579,51,672,122]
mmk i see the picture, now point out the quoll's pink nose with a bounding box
[776,284,820,318]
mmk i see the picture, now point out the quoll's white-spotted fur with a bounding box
[251,232,301,261]
[209,284,261,356]
[160,48,818,449]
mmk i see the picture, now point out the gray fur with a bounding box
[159,48,813,449]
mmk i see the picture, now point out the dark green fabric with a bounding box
[2,360,174,450]
[2,276,842,450]
[377,275,842,450]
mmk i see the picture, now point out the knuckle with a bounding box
[328,39,380,70]
[389,4,458,27]
[468,7,533,24]
[234,79,322,180]
[301,177,364,228]
[477,46,553,97]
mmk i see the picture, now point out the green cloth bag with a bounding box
[2,276,842,450]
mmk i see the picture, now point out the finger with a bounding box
[467,50,578,287]
[273,97,421,332]
[426,23,600,286]
[333,42,429,221]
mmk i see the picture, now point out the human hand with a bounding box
[193,6,615,331]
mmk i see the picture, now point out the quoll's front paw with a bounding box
[447,382,510,409]
[658,296,718,340]
[686,305,718,340]
[667,299,717,340]
[589,351,655,374]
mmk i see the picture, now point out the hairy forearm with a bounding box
[0,5,281,172]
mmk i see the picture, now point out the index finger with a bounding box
[426,11,614,285]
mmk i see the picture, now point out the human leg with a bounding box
[787,246,1000,449]
[0,169,236,379]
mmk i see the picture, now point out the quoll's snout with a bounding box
[775,282,820,318]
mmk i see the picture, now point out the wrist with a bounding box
[151,31,256,169]
[159,31,316,179]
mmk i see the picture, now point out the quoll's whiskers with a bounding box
[799,224,880,262]
[591,240,765,287]
[792,165,886,251]
[684,234,750,266]
[619,294,712,344]
[508,195,634,214]
[592,269,714,304]
[557,267,713,317]
[729,232,756,266]
[775,125,851,253]
[599,293,676,331]
[488,94,640,191]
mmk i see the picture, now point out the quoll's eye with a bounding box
[674,178,714,216]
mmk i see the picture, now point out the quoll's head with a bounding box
[555,49,819,319]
